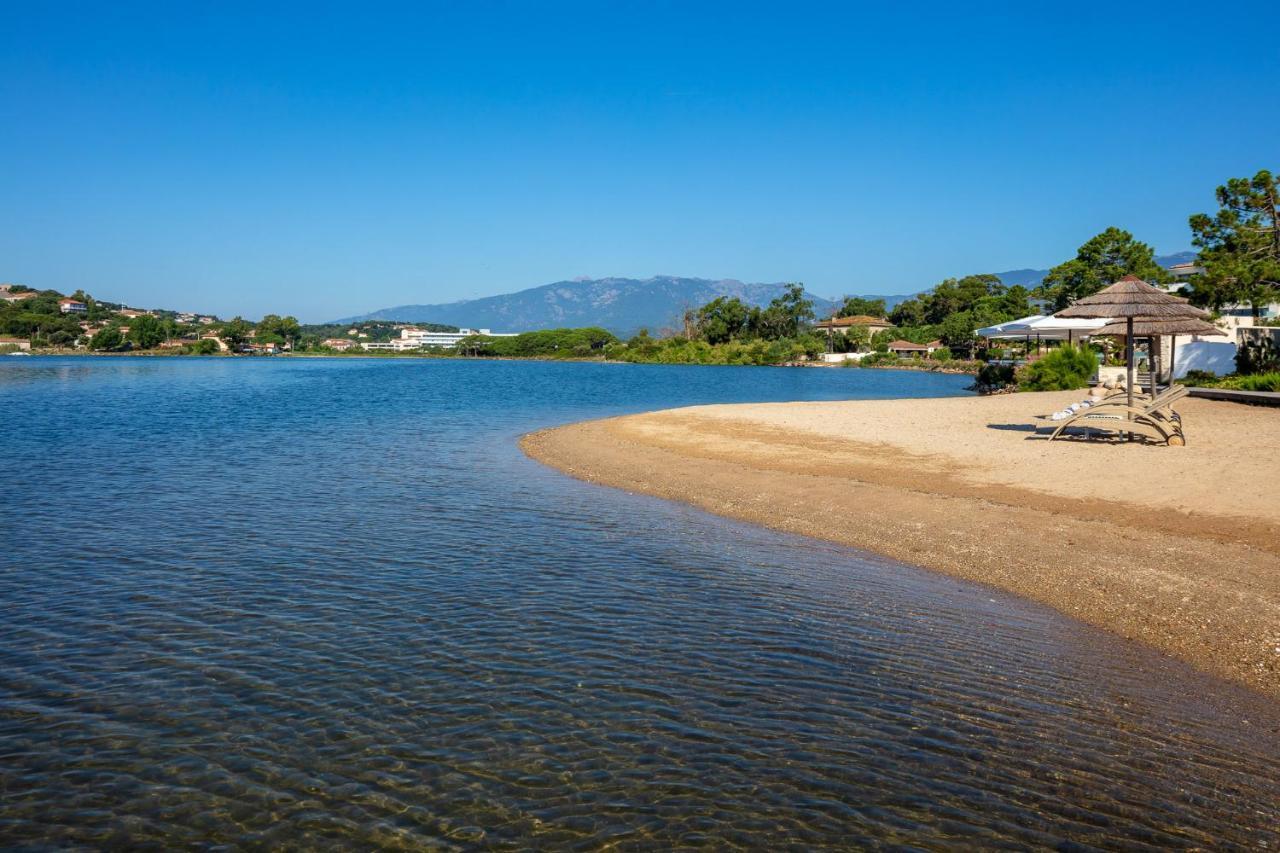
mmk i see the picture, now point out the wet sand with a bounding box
[522,391,1280,698]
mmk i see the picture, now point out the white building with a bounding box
[59,298,87,314]
[365,327,518,351]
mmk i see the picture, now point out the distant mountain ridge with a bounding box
[993,252,1196,288]
[337,276,880,336]
[337,253,1197,335]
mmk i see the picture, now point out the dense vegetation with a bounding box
[887,274,1032,355]
[457,327,616,359]
[1015,345,1099,391]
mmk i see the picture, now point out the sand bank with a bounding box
[522,391,1280,698]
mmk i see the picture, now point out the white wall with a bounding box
[1172,340,1236,378]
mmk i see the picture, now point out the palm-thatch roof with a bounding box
[1055,275,1209,319]
[1090,317,1226,337]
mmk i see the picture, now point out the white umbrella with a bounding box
[1002,315,1111,343]
[975,315,1046,338]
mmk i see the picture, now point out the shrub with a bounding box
[1234,372,1280,392]
[90,328,124,351]
[976,363,1016,390]
[1181,369,1219,386]
[930,346,952,361]
[860,352,901,367]
[1016,344,1097,391]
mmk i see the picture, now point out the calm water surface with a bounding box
[1,356,1277,849]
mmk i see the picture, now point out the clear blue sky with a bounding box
[3,2,1276,322]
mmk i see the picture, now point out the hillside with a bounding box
[336,277,862,336]
[338,254,1197,335]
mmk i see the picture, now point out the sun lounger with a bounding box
[1047,385,1188,445]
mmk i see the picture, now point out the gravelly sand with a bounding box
[521,391,1280,698]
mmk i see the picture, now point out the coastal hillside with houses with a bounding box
[0,283,471,355]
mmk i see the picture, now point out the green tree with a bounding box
[1036,227,1168,310]
[128,314,165,349]
[277,315,300,348]
[257,313,302,347]
[831,325,870,353]
[695,296,750,344]
[938,311,977,354]
[90,327,123,350]
[220,317,253,350]
[1188,169,1279,318]
[888,297,926,327]
[923,274,1003,324]
[836,296,887,318]
[752,283,814,340]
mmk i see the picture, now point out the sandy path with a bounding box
[521,391,1280,698]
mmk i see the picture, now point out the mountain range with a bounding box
[336,277,850,337]
[336,253,1197,335]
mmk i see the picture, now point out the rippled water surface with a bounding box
[1,356,1277,849]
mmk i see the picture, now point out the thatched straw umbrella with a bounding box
[1089,317,1226,391]
[1055,276,1209,411]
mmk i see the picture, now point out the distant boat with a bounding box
[6,351,31,356]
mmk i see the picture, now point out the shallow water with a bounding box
[1,356,1276,849]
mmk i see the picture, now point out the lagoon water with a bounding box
[1,356,1277,848]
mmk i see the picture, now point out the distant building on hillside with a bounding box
[2,290,38,304]
[59,298,87,314]
[1167,261,1205,281]
[323,338,356,351]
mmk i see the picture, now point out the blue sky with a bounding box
[2,2,1277,322]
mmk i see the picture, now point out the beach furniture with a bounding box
[1048,384,1189,445]
[1056,276,1210,409]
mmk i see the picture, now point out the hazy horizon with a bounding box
[4,2,1274,321]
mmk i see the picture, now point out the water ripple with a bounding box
[0,357,1276,848]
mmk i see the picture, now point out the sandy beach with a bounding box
[522,390,1280,698]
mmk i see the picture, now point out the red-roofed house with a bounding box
[890,338,931,356]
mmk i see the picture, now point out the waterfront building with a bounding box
[886,339,943,357]
[363,327,520,351]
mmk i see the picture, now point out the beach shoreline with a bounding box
[521,391,1280,699]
